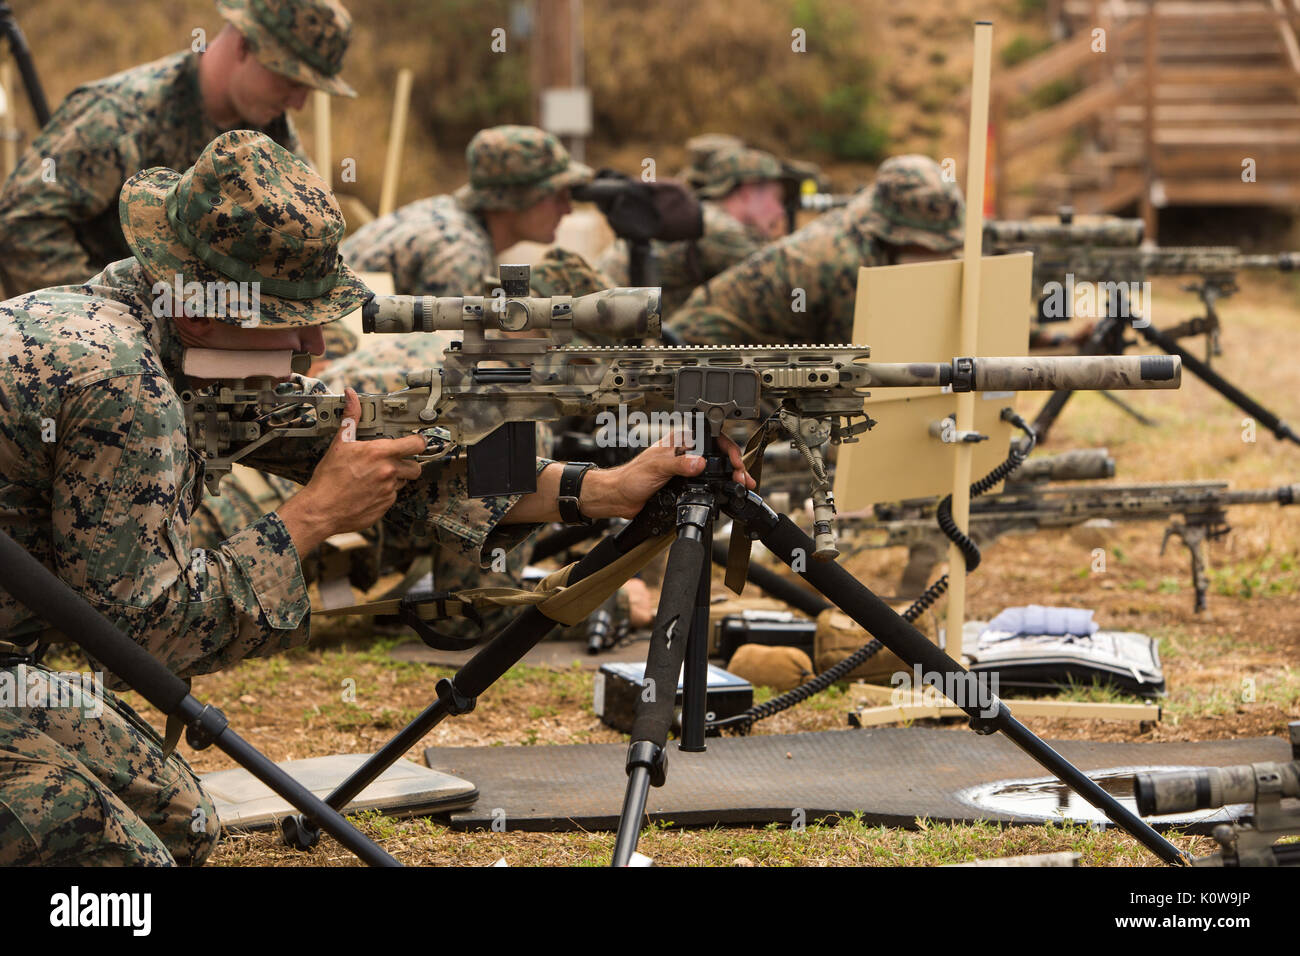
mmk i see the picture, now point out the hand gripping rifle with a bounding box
[184,280,1181,560]
[182,268,1193,866]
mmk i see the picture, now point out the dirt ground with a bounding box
[92,272,1299,867]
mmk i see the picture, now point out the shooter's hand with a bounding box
[504,432,756,524]
[279,388,426,553]
[577,431,755,520]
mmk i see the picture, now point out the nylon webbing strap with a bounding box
[724,433,772,595]
[316,533,674,628]
[161,678,192,758]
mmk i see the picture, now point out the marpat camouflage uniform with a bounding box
[0,0,356,297]
[667,155,964,345]
[341,125,593,297]
[0,130,536,865]
[341,195,496,297]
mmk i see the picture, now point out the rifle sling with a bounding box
[316,532,674,628]
[724,431,773,595]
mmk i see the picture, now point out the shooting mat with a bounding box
[424,728,1289,833]
[204,754,477,831]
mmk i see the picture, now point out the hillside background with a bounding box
[2,0,1053,211]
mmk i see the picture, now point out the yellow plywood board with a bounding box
[833,253,1033,509]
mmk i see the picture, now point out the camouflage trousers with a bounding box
[0,663,218,866]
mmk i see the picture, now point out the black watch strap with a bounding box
[558,462,596,526]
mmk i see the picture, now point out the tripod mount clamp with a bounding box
[435,677,477,717]
[625,739,668,788]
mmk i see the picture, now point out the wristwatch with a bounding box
[558,461,596,526]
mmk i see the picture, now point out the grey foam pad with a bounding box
[389,637,651,670]
[424,728,1289,832]
[204,754,477,830]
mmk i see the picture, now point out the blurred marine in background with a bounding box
[667,154,964,345]
[341,125,594,297]
[595,143,788,313]
[0,0,356,297]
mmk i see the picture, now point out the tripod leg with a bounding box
[1098,390,1159,426]
[283,493,676,849]
[613,493,712,866]
[1138,324,1300,445]
[725,495,1189,866]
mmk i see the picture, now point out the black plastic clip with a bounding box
[625,740,668,788]
[185,703,229,750]
[398,592,483,651]
[435,677,477,716]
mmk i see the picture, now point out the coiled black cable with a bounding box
[708,408,1036,734]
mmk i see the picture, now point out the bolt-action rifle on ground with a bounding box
[984,209,1300,444]
[841,452,1298,612]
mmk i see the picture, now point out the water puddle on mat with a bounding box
[959,766,1248,827]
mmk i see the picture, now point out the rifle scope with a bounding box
[1135,759,1300,816]
[362,287,662,339]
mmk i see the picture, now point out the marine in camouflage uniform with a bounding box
[341,125,593,297]
[0,131,539,865]
[596,146,786,314]
[667,155,964,345]
[189,331,540,644]
[0,0,355,298]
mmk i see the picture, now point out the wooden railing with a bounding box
[980,1,1300,237]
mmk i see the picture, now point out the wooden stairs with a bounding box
[989,0,1300,239]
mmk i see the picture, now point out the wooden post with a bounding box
[1,61,15,179]
[1141,7,1158,241]
[378,68,414,219]
[313,90,331,190]
[946,20,993,664]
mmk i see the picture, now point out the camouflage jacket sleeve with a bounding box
[53,367,314,682]
[0,90,139,294]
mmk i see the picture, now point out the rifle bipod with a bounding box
[609,436,1191,867]
[1032,286,1300,447]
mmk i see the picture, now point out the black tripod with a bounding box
[609,434,1190,867]
[281,426,1189,866]
[1033,285,1300,446]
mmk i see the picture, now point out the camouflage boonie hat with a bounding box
[120,129,369,328]
[857,155,964,252]
[454,125,594,212]
[680,133,745,189]
[217,0,356,97]
[695,146,784,199]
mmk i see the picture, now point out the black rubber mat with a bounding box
[424,728,1290,833]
